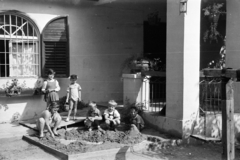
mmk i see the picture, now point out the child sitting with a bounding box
[128,106,144,131]
[65,74,81,122]
[103,100,121,131]
[84,101,103,131]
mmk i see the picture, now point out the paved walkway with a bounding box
[0,122,36,139]
[0,104,168,160]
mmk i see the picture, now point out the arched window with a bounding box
[0,14,40,77]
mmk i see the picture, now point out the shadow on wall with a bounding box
[0,95,46,123]
[141,110,240,143]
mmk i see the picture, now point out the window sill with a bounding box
[0,77,43,97]
[0,76,39,79]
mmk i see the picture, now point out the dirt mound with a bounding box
[126,124,140,137]
[35,128,146,154]
[65,128,145,144]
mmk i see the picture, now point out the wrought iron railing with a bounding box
[142,71,166,114]
[199,76,223,115]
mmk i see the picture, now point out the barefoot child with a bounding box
[65,74,81,121]
[36,102,62,138]
[41,69,60,109]
[103,100,121,131]
[84,101,103,131]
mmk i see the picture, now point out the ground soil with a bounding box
[1,105,240,160]
[1,135,240,160]
[27,124,145,155]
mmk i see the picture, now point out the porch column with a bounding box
[166,0,201,137]
[226,1,240,69]
[226,1,240,113]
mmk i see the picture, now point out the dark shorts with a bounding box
[84,119,101,128]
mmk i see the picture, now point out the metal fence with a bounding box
[199,77,223,115]
[146,76,166,113]
[142,74,224,117]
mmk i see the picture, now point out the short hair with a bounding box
[69,74,78,80]
[47,69,55,75]
[88,101,97,107]
[130,106,138,113]
[108,100,117,106]
[49,102,59,110]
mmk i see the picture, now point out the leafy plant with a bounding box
[5,79,22,97]
[203,3,225,16]
[122,54,165,73]
[202,3,226,43]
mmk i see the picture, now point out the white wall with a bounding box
[0,0,166,103]
[166,0,201,137]
[226,0,240,69]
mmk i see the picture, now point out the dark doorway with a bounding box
[200,0,226,70]
[143,21,166,71]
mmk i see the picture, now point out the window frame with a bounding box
[0,12,70,79]
[0,11,41,78]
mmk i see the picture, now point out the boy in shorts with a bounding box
[65,74,81,121]
[84,101,103,131]
[103,100,121,131]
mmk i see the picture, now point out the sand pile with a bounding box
[34,125,145,154]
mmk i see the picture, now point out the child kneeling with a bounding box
[103,100,121,131]
[84,101,103,131]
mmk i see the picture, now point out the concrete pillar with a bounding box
[122,74,150,109]
[226,1,240,69]
[166,0,201,137]
[226,1,240,114]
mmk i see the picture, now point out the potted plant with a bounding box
[122,54,153,74]
[5,79,22,97]
[202,3,226,43]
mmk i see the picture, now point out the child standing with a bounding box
[84,101,103,131]
[65,74,81,122]
[41,69,60,109]
[103,100,121,131]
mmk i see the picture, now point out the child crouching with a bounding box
[84,101,103,131]
[103,100,121,131]
[128,106,144,131]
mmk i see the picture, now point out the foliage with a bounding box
[202,3,225,16]
[33,78,45,95]
[202,3,226,43]
[11,112,21,123]
[5,79,23,97]
[0,104,8,111]
[207,39,226,69]
[124,97,145,114]
[122,54,165,73]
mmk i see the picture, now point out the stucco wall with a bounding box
[226,0,240,69]
[0,0,166,103]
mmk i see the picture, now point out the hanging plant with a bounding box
[202,3,226,43]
